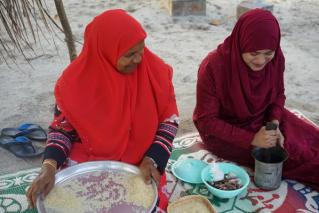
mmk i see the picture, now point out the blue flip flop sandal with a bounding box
[0,136,44,158]
[1,123,47,141]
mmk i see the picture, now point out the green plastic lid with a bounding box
[171,158,208,184]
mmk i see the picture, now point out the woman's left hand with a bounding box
[139,157,160,186]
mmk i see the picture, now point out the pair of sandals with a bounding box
[0,123,46,158]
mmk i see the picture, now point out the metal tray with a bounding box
[36,160,158,213]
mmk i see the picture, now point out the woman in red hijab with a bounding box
[193,9,319,190]
[27,9,179,211]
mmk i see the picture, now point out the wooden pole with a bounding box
[54,0,77,62]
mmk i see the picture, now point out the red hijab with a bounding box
[207,9,285,130]
[54,9,178,164]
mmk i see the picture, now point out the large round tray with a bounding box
[36,160,158,213]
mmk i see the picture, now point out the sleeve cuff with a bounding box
[43,146,67,168]
[145,143,170,174]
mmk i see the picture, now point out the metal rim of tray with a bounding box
[36,160,158,213]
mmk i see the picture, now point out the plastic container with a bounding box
[171,158,208,184]
[171,158,250,199]
[201,163,250,199]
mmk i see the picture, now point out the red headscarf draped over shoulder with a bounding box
[54,9,178,164]
[197,9,285,131]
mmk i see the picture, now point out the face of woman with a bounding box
[116,40,145,74]
[242,49,275,71]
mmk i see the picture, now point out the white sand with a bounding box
[0,0,318,134]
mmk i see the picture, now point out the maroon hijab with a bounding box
[215,9,285,128]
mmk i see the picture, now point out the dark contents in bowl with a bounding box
[208,173,242,190]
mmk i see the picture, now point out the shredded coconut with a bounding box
[125,174,155,209]
[44,186,85,213]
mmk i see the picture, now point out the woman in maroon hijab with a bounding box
[193,9,319,190]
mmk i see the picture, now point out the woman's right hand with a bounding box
[26,163,56,208]
[251,126,277,148]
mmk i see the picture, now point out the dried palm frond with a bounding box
[0,0,61,66]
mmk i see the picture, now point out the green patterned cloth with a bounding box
[0,168,40,213]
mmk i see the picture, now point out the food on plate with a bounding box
[42,171,155,213]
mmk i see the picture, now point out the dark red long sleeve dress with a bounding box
[193,9,319,191]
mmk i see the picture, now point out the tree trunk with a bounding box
[54,0,77,62]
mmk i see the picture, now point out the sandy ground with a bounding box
[0,0,318,174]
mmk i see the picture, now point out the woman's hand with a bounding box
[139,157,160,186]
[251,126,277,148]
[26,162,56,208]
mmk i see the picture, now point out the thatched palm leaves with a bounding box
[0,0,76,65]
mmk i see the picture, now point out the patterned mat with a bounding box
[0,109,318,213]
[0,168,39,213]
[166,133,319,213]
[1,135,318,213]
